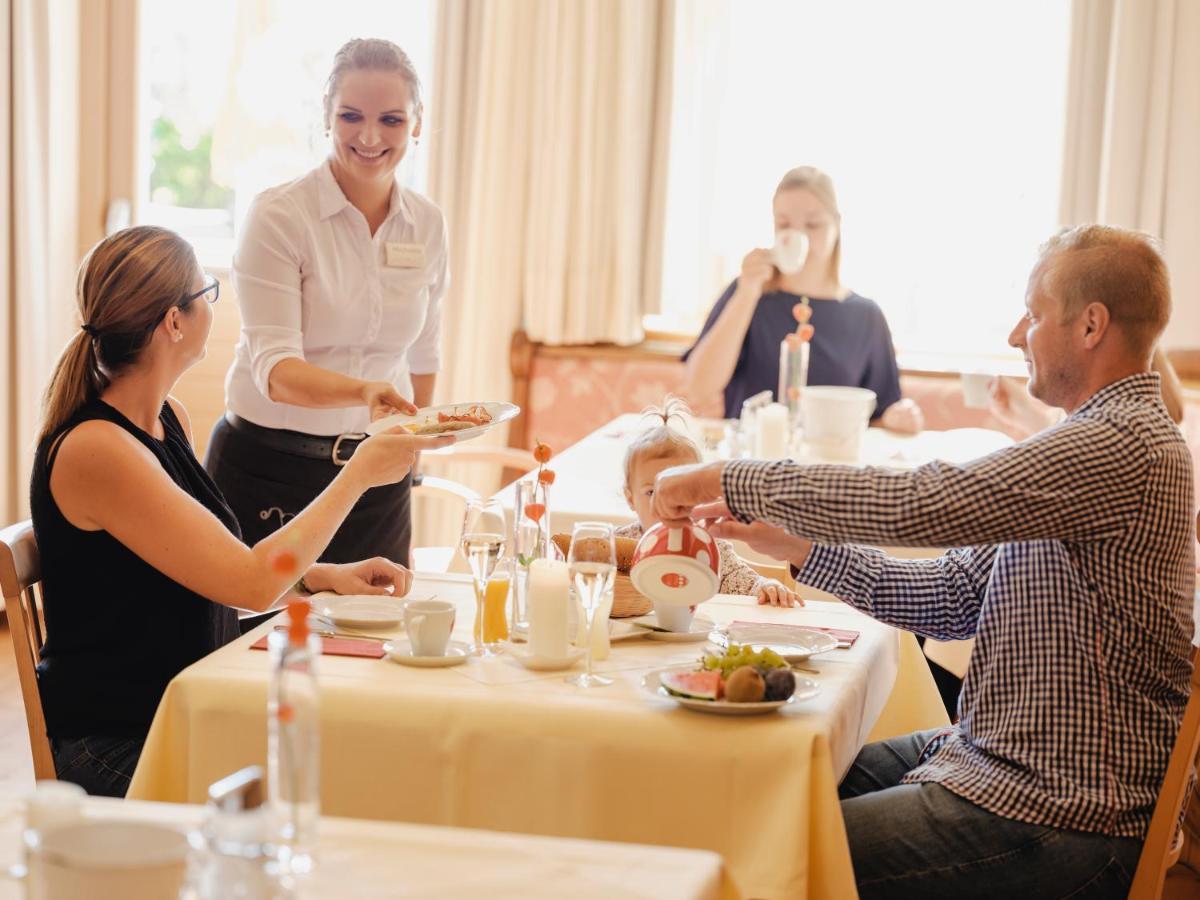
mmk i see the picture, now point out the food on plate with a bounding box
[404,420,476,435]
[763,668,797,702]
[437,404,492,427]
[701,643,788,679]
[552,534,639,572]
[658,643,797,705]
[723,666,766,703]
[660,669,722,701]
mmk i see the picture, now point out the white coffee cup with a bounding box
[801,386,876,462]
[771,229,809,275]
[654,602,695,633]
[404,599,456,657]
[28,820,189,900]
[960,372,992,409]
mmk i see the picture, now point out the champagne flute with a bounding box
[566,522,616,687]
[460,498,507,656]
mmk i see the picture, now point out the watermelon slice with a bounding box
[661,669,722,701]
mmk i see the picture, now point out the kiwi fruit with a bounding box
[723,666,766,703]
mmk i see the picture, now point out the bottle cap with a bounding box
[286,599,310,644]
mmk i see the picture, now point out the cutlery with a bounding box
[275,625,387,643]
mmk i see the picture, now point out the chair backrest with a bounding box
[1129,649,1200,898]
[0,520,56,780]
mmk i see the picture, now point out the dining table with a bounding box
[0,794,735,898]
[128,572,949,899]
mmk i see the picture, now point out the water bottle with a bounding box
[267,600,320,876]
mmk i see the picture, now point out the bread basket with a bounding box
[551,533,652,618]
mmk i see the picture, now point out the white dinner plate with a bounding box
[365,401,520,442]
[642,666,819,716]
[510,619,648,644]
[709,625,839,661]
[316,595,408,629]
[630,616,716,643]
[383,639,471,668]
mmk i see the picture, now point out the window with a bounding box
[138,0,436,268]
[659,0,1072,361]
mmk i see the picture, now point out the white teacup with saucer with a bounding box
[384,600,470,667]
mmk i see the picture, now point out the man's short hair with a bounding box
[1037,225,1171,356]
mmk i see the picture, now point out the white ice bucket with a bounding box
[801,386,876,462]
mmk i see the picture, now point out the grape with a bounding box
[701,643,788,678]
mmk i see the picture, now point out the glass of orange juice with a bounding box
[481,560,511,653]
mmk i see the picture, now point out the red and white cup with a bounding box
[630,522,721,609]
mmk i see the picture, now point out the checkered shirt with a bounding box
[723,373,1195,838]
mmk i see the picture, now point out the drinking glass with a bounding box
[566,522,616,687]
[460,498,507,656]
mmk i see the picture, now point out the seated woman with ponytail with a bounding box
[30,226,450,797]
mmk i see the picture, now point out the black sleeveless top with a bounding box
[29,400,241,739]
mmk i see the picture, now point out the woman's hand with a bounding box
[347,431,455,491]
[756,580,803,608]
[362,381,418,421]
[880,398,924,434]
[306,558,414,597]
[738,248,776,297]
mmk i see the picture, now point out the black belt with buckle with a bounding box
[225,414,366,466]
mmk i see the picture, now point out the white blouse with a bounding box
[226,160,448,436]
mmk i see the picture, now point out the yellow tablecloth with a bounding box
[0,796,735,899]
[130,574,947,898]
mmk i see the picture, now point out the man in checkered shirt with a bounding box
[654,225,1195,898]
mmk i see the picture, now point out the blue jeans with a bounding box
[51,736,144,798]
[839,730,1142,899]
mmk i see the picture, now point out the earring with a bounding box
[174,333,183,343]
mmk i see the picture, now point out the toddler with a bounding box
[619,400,801,606]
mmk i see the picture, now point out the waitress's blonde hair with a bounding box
[773,165,842,285]
[39,227,198,443]
[323,38,423,129]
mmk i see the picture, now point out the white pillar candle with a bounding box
[528,559,570,658]
[757,402,790,459]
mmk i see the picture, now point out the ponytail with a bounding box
[38,331,110,443]
[622,395,701,488]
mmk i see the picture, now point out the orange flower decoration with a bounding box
[533,442,553,464]
[524,503,546,523]
[797,324,815,342]
[792,303,812,324]
[538,468,556,485]
[271,551,298,576]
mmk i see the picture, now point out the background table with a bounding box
[129,573,947,898]
[0,796,735,899]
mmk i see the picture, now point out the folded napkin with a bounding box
[730,620,860,649]
[250,635,386,659]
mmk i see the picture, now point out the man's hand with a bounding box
[652,461,727,524]
[306,558,414,597]
[691,500,814,571]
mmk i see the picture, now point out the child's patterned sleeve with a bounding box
[716,539,767,596]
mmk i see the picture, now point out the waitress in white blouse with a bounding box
[206,38,446,565]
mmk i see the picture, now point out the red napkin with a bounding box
[250,635,386,659]
[731,620,860,649]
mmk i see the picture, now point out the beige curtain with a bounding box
[2,0,83,523]
[1060,0,1200,349]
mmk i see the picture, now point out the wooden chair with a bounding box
[1129,650,1200,898]
[0,520,56,780]
[410,476,481,574]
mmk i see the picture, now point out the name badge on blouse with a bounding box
[385,242,425,269]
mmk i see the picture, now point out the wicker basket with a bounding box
[551,533,651,618]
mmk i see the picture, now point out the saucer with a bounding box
[317,594,407,629]
[630,616,715,642]
[383,639,470,667]
[511,647,585,672]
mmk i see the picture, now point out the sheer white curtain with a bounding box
[2,0,82,521]
[1059,0,1200,350]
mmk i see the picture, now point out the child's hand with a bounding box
[757,580,803,608]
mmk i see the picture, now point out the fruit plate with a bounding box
[641,666,819,716]
[365,401,520,442]
[709,625,839,661]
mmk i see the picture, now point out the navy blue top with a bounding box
[684,281,903,420]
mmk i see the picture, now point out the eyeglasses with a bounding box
[182,276,220,307]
